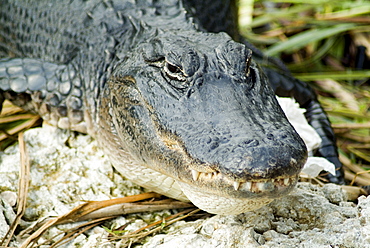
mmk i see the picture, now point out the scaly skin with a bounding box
[0,0,337,214]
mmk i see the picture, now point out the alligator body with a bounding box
[0,0,341,214]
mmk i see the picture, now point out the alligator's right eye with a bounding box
[145,56,189,90]
[164,61,186,82]
[166,63,181,74]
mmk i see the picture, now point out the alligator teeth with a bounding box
[233,181,241,191]
[190,169,294,192]
[256,182,265,191]
[191,170,219,181]
[244,181,252,191]
[283,178,289,185]
[191,170,200,181]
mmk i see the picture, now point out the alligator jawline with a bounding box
[187,168,299,197]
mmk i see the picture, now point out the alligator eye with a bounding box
[245,54,252,77]
[166,63,181,74]
[164,61,187,82]
[145,57,189,90]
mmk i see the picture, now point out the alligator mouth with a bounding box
[233,176,297,192]
[190,169,297,193]
[179,170,299,214]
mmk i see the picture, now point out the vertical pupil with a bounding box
[167,63,179,73]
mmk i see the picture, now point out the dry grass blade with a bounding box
[0,114,38,124]
[340,133,370,144]
[47,217,113,248]
[340,154,370,186]
[351,170,370,185]
[19,193,194,248]
[341,185,368,201]
[19,192,160,247]
[54,192,163,225]
[315,79,359,112]
[339,155,370,179]
[0,101,41,150]
[347,144,370,163]
[0,100,25,115]
[20,218,60,248]
[0,115,40,141]
[115,208,201,247]
[345,170,370,186]
[332,123,370,129]
[0,133,30,247]
[115,206,200,238]
[76,199,194,222]
[0,116,40,142]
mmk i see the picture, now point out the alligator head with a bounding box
[106,30,308,214]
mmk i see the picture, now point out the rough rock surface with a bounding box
[0,126,369,247]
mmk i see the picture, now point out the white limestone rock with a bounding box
[142,183,367,248]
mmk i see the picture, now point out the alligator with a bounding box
[0,0,343,214]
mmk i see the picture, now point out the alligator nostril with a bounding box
[210,141,219,150]
[243,139,259,148]
[280,133,288,139]
[266,133,274,140]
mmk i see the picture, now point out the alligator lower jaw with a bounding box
[178,181,275,214]
[178,175,299,215]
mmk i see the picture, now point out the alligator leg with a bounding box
[0,58,87,134]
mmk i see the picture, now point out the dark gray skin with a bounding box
[0,0,309,214]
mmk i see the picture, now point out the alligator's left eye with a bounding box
[164,61,187,82]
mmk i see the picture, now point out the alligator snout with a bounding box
[174,69,307,179]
